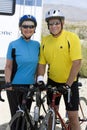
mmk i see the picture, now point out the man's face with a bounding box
[48,18,63,37]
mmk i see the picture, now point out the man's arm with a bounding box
[66,59,82,87]
[37,64,46,83]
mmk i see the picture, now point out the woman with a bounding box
[5,15,40,118]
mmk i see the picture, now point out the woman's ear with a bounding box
[34,27,36,33]
[19,27,21,30]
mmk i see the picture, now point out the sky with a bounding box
[43,0,87,9]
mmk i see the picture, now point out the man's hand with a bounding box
[63,84,71,91]
[58,84,71,94]
[36,81,45,91]
[36,75,45,90]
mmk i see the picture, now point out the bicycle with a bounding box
[0,83,87,130]
[39,83,87,130]
[0,84,48,130]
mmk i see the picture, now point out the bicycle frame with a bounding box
[15,86,47,130]
[50,91,70,130]
[47,87,87,130]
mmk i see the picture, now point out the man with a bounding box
[37,9,82,130]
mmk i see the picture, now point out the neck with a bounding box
[51,30,63,38]
[22,36,31,41]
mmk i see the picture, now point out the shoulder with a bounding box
[9,37,21,46]
[31,40,40,45]
[42,34,52,44]
[7,38,22,58]
[30,40,40,48]
[64,30,79,40]
[63,30,80,46]
[42,34,51,40]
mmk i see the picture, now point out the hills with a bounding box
[43,4,87,21]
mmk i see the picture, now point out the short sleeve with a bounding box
[6,42,13,60]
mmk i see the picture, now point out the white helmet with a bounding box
[45,9,65,22]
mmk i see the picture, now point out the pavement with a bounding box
[0,91,11,130]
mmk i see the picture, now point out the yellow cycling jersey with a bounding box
[39,30,82,83]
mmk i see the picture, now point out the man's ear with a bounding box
[62,20,64,25]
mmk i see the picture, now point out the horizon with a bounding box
[43,0,87,9]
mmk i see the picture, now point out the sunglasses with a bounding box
[22,25,35,29]
[48,21,61,26]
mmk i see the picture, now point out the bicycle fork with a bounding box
[48,108,55,130]
[39,108,55,130]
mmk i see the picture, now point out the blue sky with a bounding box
[43,0,87,8]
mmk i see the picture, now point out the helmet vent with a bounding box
[48,11,50,15]
[53,10,56,14]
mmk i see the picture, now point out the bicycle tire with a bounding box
[6,111,34,130]
[79,97,87,130]
[85,125,87,130]
[6,111,22,130]
[39,109,56,130]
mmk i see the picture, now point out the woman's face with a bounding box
[20,21,36,39]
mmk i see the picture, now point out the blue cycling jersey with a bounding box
[7,37,40,84]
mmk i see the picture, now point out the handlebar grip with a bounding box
[67,88,71,103]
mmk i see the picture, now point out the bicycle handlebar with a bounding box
[0,81,82,102]
[42,81,82,104]
[0,84,38,102]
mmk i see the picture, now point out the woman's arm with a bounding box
[5,59,13,83]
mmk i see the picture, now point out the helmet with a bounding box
[45,9,65,22]
[19,15,37,27]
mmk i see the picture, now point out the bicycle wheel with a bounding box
[79,97,87,130]
[85,125,87,130]
[39,109,56,130]
[6,111,33,130]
